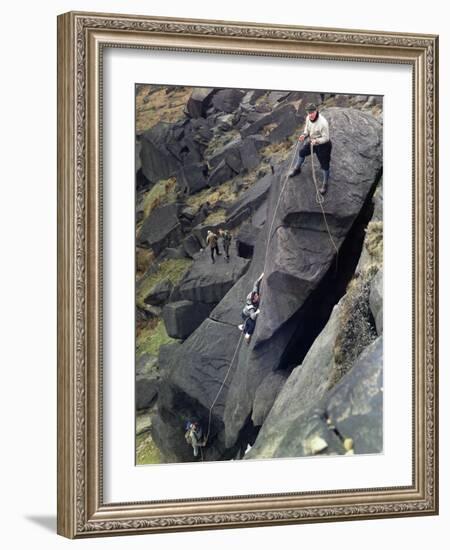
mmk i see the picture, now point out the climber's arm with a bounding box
[253,272,264,295]
[299,118,310,141]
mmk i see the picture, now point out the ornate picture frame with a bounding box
[57,11,438,538]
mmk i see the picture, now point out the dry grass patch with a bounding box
[185,180,237,210]
[260,137,297,162]
[136,257,192,309]
[136,431,162,465]
[364,220,383,264]
[141,177,178,219]
[136,248,155,280]
[136,318,175,360]
[260,122,278,137]
[329,220,383,389]
[203,128,241,160]
[203,208,227,226]
[136,85,192,134]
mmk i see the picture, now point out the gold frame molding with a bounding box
[57,11,439,538]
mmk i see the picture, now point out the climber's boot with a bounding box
[289,156,305,177]
[320,169,330,194]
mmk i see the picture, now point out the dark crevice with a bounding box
[233,412,261,459]
[277,174,381,372]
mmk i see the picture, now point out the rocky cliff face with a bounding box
[135,85,383,464]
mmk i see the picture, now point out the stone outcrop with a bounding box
[149,106,383,462]
[171,250,250,304]
[138,203,184,255]
[136,83,386,466]
[162,300,215,340]
[246,336,383,459]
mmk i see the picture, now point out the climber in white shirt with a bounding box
[289,103,332,194]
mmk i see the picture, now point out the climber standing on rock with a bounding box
[219,228,232,262]
[206,229,221,264]
[289,103,332,195]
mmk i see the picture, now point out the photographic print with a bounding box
[135,85,383,465]
[58,12,438,537]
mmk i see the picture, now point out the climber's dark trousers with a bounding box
[297,140,332,171]
[241,312,256,335]
[210,245,220,262]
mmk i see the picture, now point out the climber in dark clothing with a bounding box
[289,103,332,194]
[238,273,264,343]
[184,420,206,458]
[219,228,232,261]
[206,230,221,263]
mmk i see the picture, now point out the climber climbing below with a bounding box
[289,102,332,194]
[184,420,206,457]
[206,229,221,264]
[239,272,264,343]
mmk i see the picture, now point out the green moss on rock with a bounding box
[330,220,383,389]
[141,177,178,218]
[136,258,192,309]
[136,319,175,360]
[136,431,162,465]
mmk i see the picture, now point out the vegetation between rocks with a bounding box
[330,219,383,388]
[136,431,162,465]
[136,318,175,361]
[136,257,192,309]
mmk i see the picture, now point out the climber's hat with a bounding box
[305,102,317,112]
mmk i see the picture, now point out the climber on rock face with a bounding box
[184,420,206,458]
[238,272,264,343]
[206,229,221,264]
[219,228,232,261]
[289,103,332,195]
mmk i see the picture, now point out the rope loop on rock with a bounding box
[310,141,339,274]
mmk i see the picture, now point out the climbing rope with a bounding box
[202,142,302,447]
[263,139,301,264]
[203,332,244,446]
[199,138,339,453]
[309,141,339,274]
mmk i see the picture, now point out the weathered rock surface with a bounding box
[251,370,289,427]
[226,171,274,226]
[136,372,160,410]
[246,336,383,459]
[325,336,383,454]
[176,162,209,194]
[182,233,202,258]
[172,250,250,304]
[138,203,184,255]
[255,107,382,345]
[236,222,260,258]
[207,138,242,171]
[214,108,382,449]
[211,89,247,114]
[151,318,243,461]
[162,300,215,339]
[240,103,300,139]
[144,279,173,306]
[186,88,215,118]
[207,158,236,187]
[244,297,343,458]
[136,353,158,376]
[139,122,181,182]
